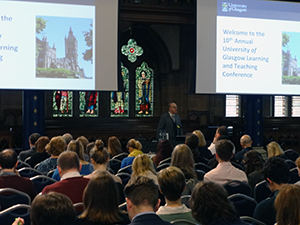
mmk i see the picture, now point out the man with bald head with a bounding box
[234,134,253,163]
[157,102,183,143]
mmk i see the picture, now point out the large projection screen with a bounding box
[0,0,118,91]
[196,0,300,95]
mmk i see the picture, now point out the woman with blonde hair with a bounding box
[108,136,123,158]
[275,184,300,225]
[74,171,129,225]
[132,154,158,184]
[52,140,94,180]
[120,139,143,168]
[85,140,121,184]
[267,141,285,158]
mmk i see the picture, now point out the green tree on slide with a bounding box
[282,32,290,68]
[36,17,47,57]
[82,23,93,63]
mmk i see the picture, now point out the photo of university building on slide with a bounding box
[35,16,93,79]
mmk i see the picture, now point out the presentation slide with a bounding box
[0,0,118,91]
[196,0,300,95]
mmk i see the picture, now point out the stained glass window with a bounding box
[111,63,129,117]
[79,91,98,117]
[121,39,143,63]
[135,62,154,117]
[53,91,73,117]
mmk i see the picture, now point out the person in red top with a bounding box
[42,151,89,204]
[0,149,36,200]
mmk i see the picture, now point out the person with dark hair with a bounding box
[242,150,264,189]
[27,136,50,168]
[253,157,289,225]
[0,149,36,200]
[193,130,212,160]
[37,136,66,175]
[153,140,173,167]
[31,192,76,225]
[157,102,183,143]
[275,184,300,225]
[85,140,121,184]
[74,171,129,225]
[208,126,228,155]
[156,166,197,223]
[124,176,171,225]
[190,182,248,225]
[42,151,90,204]
[234,135,253,163]
[204,140,248,185]
[186,133,207,163]
[19,132,41,161]
[108,136,123,158]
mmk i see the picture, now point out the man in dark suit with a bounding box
[0,149,36,200]
[157,102,183,143]
[19,133,41,161]
[42,151,89,205]
[124,176,171,225]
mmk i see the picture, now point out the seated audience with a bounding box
[108,136,123,158]
[190,182,248,225]
[74,171,129,225]
[19,133,41,161]
[156,166,197,224]
[52,140,93,181]
[186,133,207,164]
[0,149,36,200]
[121,139,143,168]
[253,157,289,225]
[124,176,171,225]
[85,140,121,184]
[208,126,229,155]
[193,130,212,160]
[132,154,158,184]
[267,141,286,159]
[37,136,66,175]
[204,140,248,185]
[152,139,173,167]
[31,192,76,225]
[27,136,50,168]
[42,151,90,205]
[171,144,198,195]
[274,184,300,225]
[234,135,253,163]
[242,150,264,189]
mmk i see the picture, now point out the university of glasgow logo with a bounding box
[222,2,228,12]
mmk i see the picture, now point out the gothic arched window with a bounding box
[53,91,73,117]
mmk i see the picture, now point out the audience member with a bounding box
[132,154,158,184]
[37,136,66,175]
[27,136,50,168]
[42,151,90,204]
[208,126,228,155]
[193,130,212,160]
[52,140,93,181]
[85,140,121,184]
[234,135,253,163]
[19,133,41,161]
[242,150,264,189]
[62,133,73,147]
[156,166,197,223]
[152,139,173,167]
[108,136,123,158]
[121,139,143,168]
[190,182,248,225]
[267,141,286,159]
[253,157,289,225]
[0,149,36,200]
[31,192,76,225]
[85,141,95,161]
[77,136,90,161]
[171,144,198,195]
[274,184,300,225]
[204,140,248,185]
[124,176,171,225]
[74,171,129,225]
[295,156,300,185]
[186,133,207,164]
